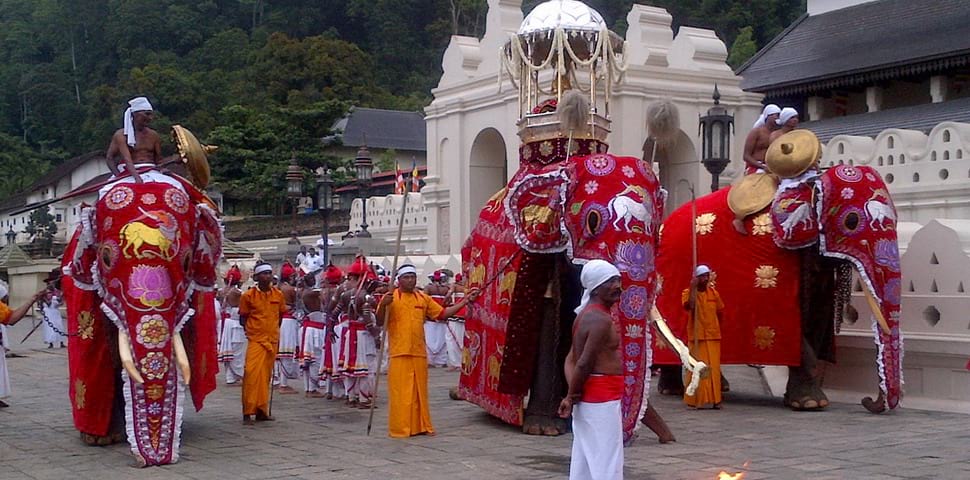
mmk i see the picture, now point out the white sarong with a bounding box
[274,315,300,386]
[424,321,448,367]
[300,312,326,392]
[0,325,10,397]
[445,319,465,369]
[42,298,66,345]
[570,400,624,480]
[219,308,247,384]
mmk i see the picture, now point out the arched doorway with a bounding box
[468,128,508,222]
[655,130,698,217]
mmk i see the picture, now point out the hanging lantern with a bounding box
[698,85,735,192]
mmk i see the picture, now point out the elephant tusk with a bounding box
[860,282,892,335]
[650,306,709,395]
[173,333,191,385]
[118,330,145,385]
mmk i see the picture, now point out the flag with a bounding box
[411,159,420,192]
[395,161,405,194]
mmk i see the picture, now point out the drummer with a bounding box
[732,104,781,234]
[101,96,183,196]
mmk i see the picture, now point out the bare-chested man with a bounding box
[742,104,781,175]
[559,260,624,480]
[299,275,328,397]
[105,97,163,184]
[769,107,799,143]
[218,280,246,384]
[275,275,300,394]
[423,271,450,368]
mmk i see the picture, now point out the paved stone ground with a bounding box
[1,317,968,480]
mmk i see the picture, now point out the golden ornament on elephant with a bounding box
[728,172,778,219]
[171,125,217,189]
[765,129,821,179]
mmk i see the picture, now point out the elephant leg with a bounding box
[785,248,837,411]
[784,336,828,411]
[80,368,127,446]
[657,365,684,396]
[522,262,568,436]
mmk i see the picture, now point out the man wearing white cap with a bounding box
[0,280,47,407]
[377,264,479,437]
[558,260,625,480]
[239,262,288,424]
[742,104,780,175]
[683,265,724,409]
[769,107,800,143]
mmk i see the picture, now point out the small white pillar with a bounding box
[806,96,824,121]
[865,86,884,112]
[930,75,949,103]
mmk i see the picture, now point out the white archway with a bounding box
[468,128,508,221]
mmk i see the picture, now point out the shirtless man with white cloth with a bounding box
[559,260,625,480]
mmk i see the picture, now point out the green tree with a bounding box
[727,26,758,69]
[25,207,57,253]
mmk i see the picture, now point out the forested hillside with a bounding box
[0,0,803,202]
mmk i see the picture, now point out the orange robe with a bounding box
[0,301,10,323]
[682,287,724,407]
[239,286,287,416]
[385,289,444,437]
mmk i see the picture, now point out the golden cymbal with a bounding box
[766,129,821,179]
[171,125,216,189]
[728,172,778,217]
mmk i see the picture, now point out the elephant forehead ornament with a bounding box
[62,127,221,466]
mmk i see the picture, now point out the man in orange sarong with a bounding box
[377,264,478,438]
[240,262,288,425]
[682,265,724,409]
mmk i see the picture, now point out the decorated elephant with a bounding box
[653,130,902,413]
[60,127,221,466]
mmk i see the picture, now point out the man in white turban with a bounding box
[100,96,183,197]
[770,107,800,143]
[742,104,780,175]
[0,280,47,407]
[560,260,624,480]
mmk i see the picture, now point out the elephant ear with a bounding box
[504,167,568,254]
[770,179,820,250]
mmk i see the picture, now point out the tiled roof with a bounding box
[738,0,970,94]
[330,107,426,151]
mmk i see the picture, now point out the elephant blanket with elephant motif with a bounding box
[62,175,221,465]
[461,150,664,442]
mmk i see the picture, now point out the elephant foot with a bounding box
[80,431,123,447]
[522,414,568,436]
[657,365,684,396]
[448,386,465,401]
[862,391,886,414]
[784,370,829,411]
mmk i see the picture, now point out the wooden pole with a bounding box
[366,191,410,436]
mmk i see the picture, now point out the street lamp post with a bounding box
[698,84,735,193]
[316,165,334,265]
[354,146,374,238]
[285,154,304,224]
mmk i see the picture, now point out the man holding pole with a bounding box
[0,280,47,407]
[683,265,724,409]
[240,262,287,425]
[377,264,479,437]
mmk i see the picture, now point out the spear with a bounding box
[367,190,410,436]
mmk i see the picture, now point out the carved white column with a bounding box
[866,86,884,112]
[930,75,949,103]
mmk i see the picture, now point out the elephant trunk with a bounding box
[117,330,145,384]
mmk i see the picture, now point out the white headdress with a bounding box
[254,264,273,275]
[776,107,799,126]
[124,97,154,147]
[396,264,417,279]
[752,104,780,129]
[694,264,711,277]
[574,260,621,314]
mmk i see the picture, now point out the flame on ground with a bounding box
[716,472,745,480]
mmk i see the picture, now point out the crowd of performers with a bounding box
[215,255,476,433]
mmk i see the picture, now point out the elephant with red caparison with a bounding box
[61,150,221,466]
[653,130,902,413]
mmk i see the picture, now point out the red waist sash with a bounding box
[302,320,326,330]
[581,374,624,403]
